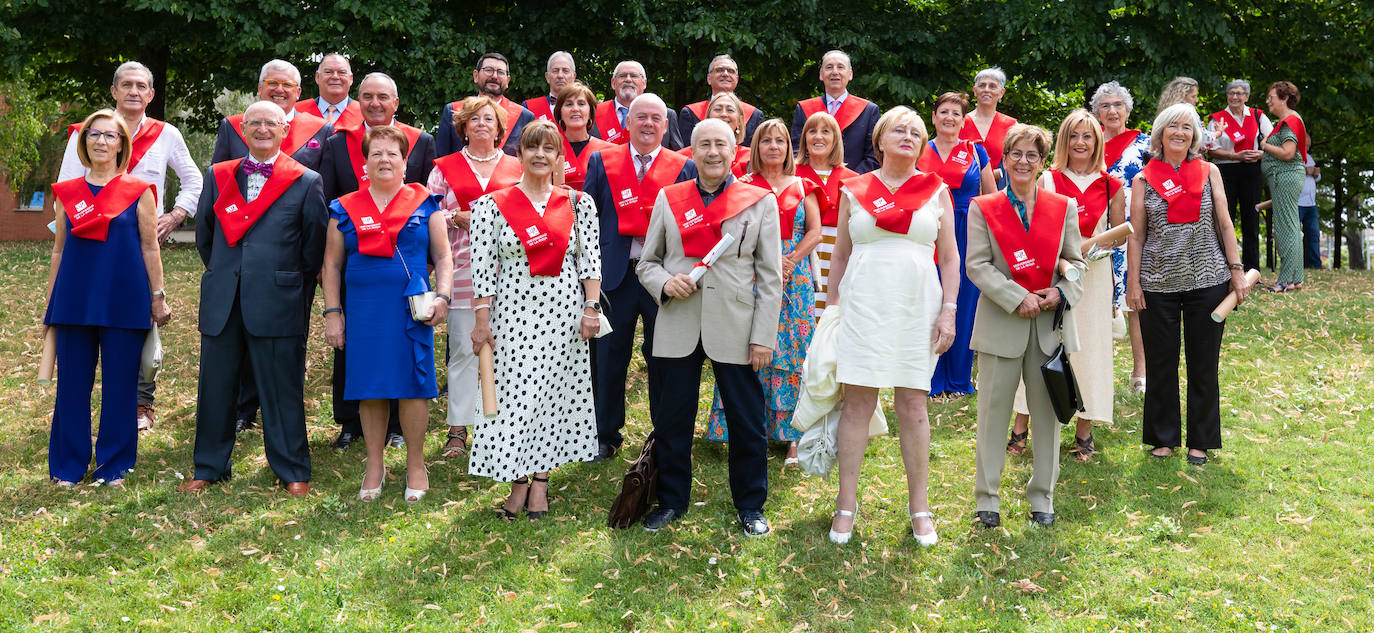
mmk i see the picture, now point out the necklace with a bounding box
[463,147,500,163]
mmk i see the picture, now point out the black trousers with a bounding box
[1218,161,1264,272]
[653,342,767,513]
[194,295,311,483]
[1140,283,1228,451]
[592,276,662,449]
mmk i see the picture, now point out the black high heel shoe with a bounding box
[526,475,550,521]
[498,477,529,521]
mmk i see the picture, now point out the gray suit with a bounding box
[965,191,1085,515]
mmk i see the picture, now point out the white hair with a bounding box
[112,61,154,89]
[1225,79,1252,95]
[1148,102,1205,159]
[546,51,574,73]
[359,72,398,97]
[821,50,851,69]
[245,100,288,122]
[258,59,301,84]
[974,66,1007,89]
[707,54,736,73]
[1090,80,1134,113]
[613,60,646,78]
[691,117,735,147]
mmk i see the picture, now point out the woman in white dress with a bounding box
[824,106,960,546]
[468,120,602,521]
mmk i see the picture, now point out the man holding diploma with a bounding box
[635,118,784,535]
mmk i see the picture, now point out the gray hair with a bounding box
[974,66,1007,89]
[359,72,398,97]
[244,100,288,123]
[1225,79,1251,95]
[691,117,735,147]
[1148,102,1205,160]
[112,61,154,89]
[546,51,574,73]
[258,59,301,84]
[317,53,351,73]
[821,50,851,69]
[1090,81,1134,113]
[707,54,736,73]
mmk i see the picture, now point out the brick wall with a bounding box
[0,173,56,241]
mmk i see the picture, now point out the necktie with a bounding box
[619,106,629,128]
[635,154,651,181]
[325,105,338,125]
[827,98,840,115]
[243,160,274,178]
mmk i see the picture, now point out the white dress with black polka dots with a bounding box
[467,191,601,481]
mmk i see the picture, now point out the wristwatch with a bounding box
[151,288,167,298]
[583,300,602,313]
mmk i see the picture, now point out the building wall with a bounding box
[0,173,56,241]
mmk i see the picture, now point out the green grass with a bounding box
[1,241,1371,632]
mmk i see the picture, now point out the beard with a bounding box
[481,80,505,98]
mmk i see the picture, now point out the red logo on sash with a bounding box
[491,186,575,276]
[229,111,327,157]
[975,189,1069,292]
[1103,129,1143,170]
[1210,108,1262,151]
[341,121,423,188]
[338,182,430,258]
[210,155,308,246]
[1050,170,1122,237]
[917,139,977,189]
[1268,114,1310,163]
[959,112,1017,169]
[796,163,858,227]
[127,119,166,172]
[602,145,689,237]
[562,135,614,191]
[432,152,523,211]
[524,96,555,123]
[842,171,946,235]
[51,175,156,241]
[594,101,629,144]
[1142,158,1209,224]
[662,180,772,257]
[799,95,870,131]
[744,175,818,240]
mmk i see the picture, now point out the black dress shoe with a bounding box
[738,510,770,537]
[1186,452,1208,466]
[641,506,683,532]
[974,511,1001,528]
[593,441,618,463]
[386,432,405,448]
[1030,511,1055,526]
[234,417,256,433]
[332,431,359,451]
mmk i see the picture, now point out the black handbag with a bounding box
[1040,300,1084,425]
[607,433,658,529]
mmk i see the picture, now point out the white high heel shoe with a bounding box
[829,508,857,544]
[403,468,428,503]
[359,466,386,502]
[910,510,938,546]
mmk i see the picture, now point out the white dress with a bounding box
[834,185,946,390]
[467,192,600,481]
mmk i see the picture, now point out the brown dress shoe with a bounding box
[178,479,214,493]
[137,403,156,432]
[284,482,310,497]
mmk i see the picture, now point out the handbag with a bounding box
[1040,300,1084,425]
[395,244,437,322]
[140,323,163,383]
[606,433,657,529]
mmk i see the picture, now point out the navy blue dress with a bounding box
[929,142,989,396]
[331,195,442,400]
[45,184,151,329]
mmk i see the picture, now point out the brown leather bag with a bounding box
[606,433,657,529]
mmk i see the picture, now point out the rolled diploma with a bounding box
[1210,269,1261,322]
[1081,222,1134,254]
[478,343,498,418]
[1058,259,1081,282]
[38,326,56,385]
[688,233,737,284]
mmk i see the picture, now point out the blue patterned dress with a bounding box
[1106,130,1152,310]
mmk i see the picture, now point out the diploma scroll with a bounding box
[38,326,56,385]
[1210,269,1261,322]
[478,343,498,418]
[1081,222,1133,254]
[689,233,737,284]
[1057,259,1081,282]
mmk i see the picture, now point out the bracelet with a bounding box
[1227,262,1244,271]
[473,304,491,311]
[151,288,167,298]
[322,307,342,316]
[942,302,957,311]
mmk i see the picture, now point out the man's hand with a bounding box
[749,344,773,371]
[663,273,697,299]
[1035,287,1062,311]
[156,208,189,242]
[1016,292,1042,319]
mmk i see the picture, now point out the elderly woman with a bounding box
[1127,103,1249,466]
[825,106,959,545]
[1207,80,1272,273]
[922,91,995,398]
[1092,80,1152,395]
[45,110,171,486]
[469,120,601,521]
[1261,81,1309,292]
[555,82,614,191]
[323,126,452,502]
[967,124,1085,528]
[960,67,1018,185]
[427,96,523,458]
[680,92,751,177]
[704,119,821,461]
[796,112,859,317]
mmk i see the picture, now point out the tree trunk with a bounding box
[1333,156,1344,269]
[141,45,171,121]
[1344,224,1366,270]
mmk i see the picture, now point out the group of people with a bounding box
[43,49,1306,542]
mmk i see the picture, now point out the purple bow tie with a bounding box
[243,160,274,178]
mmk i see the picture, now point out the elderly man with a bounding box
[524,51,576,124]
[677,54,766,147]
[594,61,684,150]
[212,59,332,170]
[636,118,783,535]
[295,53,363,129]
[789,50,880,173]
[317,71,436,450]
[435,52,534,157]
[180,101,326,497]
[581,94,696,461]
[57,61,203,432]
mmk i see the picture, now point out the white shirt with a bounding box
[59,115,203,216]
[1209,106,1274,164]
[244,151,281,202]
[1299,154,1319,206]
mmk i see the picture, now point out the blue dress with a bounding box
[45,184,151,329]
[331,195,442,400]
[928,141,989,396]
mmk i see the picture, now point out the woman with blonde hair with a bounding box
[795,111,859,316]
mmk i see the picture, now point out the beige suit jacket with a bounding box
[966,192,1087,359]
[636,181,784,365]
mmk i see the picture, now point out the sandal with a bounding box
[498,477,529,521]
[527,475,549,521]
[1069,434,1096,462]
[442,426,468,458]
[1006,429,1028,455]
[1263,283,1288,293]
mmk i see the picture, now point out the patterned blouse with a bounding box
[1138,175,1230,294]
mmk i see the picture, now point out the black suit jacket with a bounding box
[678,103,766,148]
[211,117,332,172]
[789,98,881,173]
[435,100,535,158]
[319,130,436,201]
[195,162,327,338]
[582,149,697,291]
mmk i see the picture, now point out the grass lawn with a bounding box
[0,240,1370,632]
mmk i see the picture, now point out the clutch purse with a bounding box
[140,323,163,383]
[408,291,438,322]
[1039,301,1083,425]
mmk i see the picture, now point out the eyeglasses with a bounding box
[710,67,738,75]
[1006,150,1042,163]
[614,72,645,80]
[263,79,299,89]
[1098,101,1128,111]
[1227,90,1248,97]
[479,66,509,77]
[243,119,284,129]
[85,130,122,142]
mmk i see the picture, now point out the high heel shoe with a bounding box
[910,510,938,547]
[403,467,428,503]
[1129,376,1146,396]
[498,477,529,521]
[526,475,549,520]
[358,466,386,502]
[828,507,857,544]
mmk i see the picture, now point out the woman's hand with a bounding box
[780,253,794,284]
[470,321,495,355]
[325,313,345,349]
[931,306,956,354]
[1125,282,1146,312]
[447,209,471,230]
[579,309,600,340]
[426,297,449,326]
[1231,269,1252,306]
[151,296,171,326]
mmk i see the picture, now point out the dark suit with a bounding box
[789,97,881,173]
[211,115,332,171]
[193,159,327,483]
[678,102,766,148]
[435,99,534,158]
[581,149,696,449]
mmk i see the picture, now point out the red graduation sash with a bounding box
[917,139,977,189]
[210,155,308,246]
[1269,114,1310,163]
[524,96,555,123]
[678,145,751,178]
[798,95,870,131]
[296,100,363,130]
[1050,170,1121,237]
[744,175,817,240]
[594,100,629,144]
[562,135,614,191]
[126,118,166,172]
[796,163,858,227]
[338,183,429,258]
[842,171,945,235]
[491,186,575,276]
[662,180,771,257]
[1142,158,1208,224]
[959,112,1017,169]
[341,121,424,188]
[51,175,155,242]
[975,189,1069,292]
[1103,129,1143,169]
[1210,108,1262,151]
[602,145,689,237]
[432,152,522,211]
[228,111,328,156]
[685,100,759,126]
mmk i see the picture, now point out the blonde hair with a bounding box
[453,96,507,145]
[75,109,132,171]
[796,112,845,168]
[872,106,927,165]
[746,119,795,176]
[1049,109,1104,172]
[1156,77,1198,114]
[1148,103,1205,160]
[707,91,746,143]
